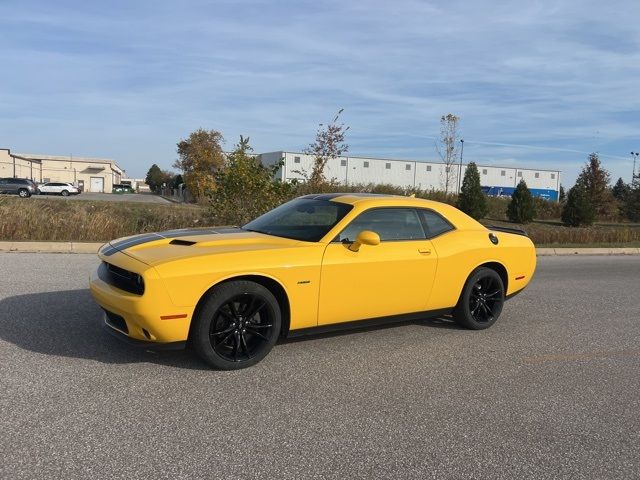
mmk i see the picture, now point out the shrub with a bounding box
[562,182,595,227]
[456,162,487,220]
[208,137,297,225]
[507,180,536,223]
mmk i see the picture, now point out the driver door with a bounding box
[318,207,438,326]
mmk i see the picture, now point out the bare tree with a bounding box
[435,113,461,194]
[302,108,350,190]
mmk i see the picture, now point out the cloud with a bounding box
[0,0,638,183]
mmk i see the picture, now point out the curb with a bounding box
[0,241,102,254]
[535,247,640,256]
[0,242,639,256]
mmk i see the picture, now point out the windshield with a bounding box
[242,198,353,242]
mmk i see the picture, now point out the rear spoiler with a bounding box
[487,225,528,237]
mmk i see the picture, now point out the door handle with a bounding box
[418,248,431,255]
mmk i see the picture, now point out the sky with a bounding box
[1,0,639,185]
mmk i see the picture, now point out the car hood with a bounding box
[99,227,307,266]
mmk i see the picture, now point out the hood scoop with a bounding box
[169,239,197,246]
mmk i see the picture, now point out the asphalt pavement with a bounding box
[0,253,639,479]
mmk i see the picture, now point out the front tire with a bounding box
[191,281,281,370]
[453,267,505,330]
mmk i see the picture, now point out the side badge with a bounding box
[489,233,499,245]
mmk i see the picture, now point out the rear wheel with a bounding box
[61,190,69,196]
[18,189,30,198]
[453,267,505,330]
[191,281,281,370]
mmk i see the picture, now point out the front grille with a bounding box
[104,309,128,334]
[98,262,145,295]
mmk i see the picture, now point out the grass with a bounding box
[1,194,639,247]
[537,242,640,248]
[0,196,209,242]
[482,218,640,245]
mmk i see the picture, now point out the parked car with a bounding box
[0,177,38,197]
[112,184,135,194]
[90,193,537,370]
[38,182,80,196]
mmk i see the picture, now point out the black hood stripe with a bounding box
[101,227,242,256]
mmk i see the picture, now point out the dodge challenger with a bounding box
[90,193,536,369]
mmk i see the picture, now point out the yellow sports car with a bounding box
[90,193,536,369]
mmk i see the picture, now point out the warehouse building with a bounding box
[0,148,124,192]
[259,151,561,201]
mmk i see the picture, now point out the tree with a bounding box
[507,180,536,223]
[575,153,612,217]
[622,172,640,221]
[456,162,487,220]
[559,184,566,202]
[435,113,461,194]
[612,177,628,201]
[302,109,349,190]
[172,174,184,189]
[209,136,296,225]
[561,180,594,226]
[174,129,225,200]
[145,164,166,193]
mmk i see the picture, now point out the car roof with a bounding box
[299,192,485,230]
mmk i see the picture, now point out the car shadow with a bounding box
[0,289,462,367]
[0,289,209,370]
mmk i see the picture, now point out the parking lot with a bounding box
[1,253,639,479]
[30,192,171,204]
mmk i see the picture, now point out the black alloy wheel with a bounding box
[192,281,281,369]
[468,275,503,324]
[209,293,274,362]
[453,267,505,330]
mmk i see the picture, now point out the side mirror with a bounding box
[349,230,380,252]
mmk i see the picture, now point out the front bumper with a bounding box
[102,313,186,350]
[89,254,194,344]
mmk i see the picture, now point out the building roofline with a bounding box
[15,153,124,173]
[263,151,561,174]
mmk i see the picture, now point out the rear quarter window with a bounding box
[419,210,455,238]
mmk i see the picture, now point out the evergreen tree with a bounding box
[456,162,487,220]
[576,153,612,216]
[623,178,640,221]
[561,181,595,227]
[172,174,184,189]
[145,164,163,192]
[507,180,536,223]
[559,184,566,202]
[612,177,628,201]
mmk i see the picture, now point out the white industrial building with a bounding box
[259,151,561,201]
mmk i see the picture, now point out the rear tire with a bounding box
[191,281,281,370]
[453,267,505,330]
[18,189,30,198]
[61,190,69,196]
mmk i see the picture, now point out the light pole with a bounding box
[632,151,639,186]
[458,139,464,193]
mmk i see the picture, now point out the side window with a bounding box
[337,208,426,242]
[419,210,454,238]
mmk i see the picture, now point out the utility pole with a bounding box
[458,139,464,193]
[632,151,639,186]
